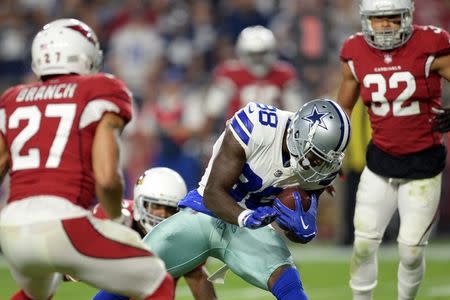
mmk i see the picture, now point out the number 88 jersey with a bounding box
[0,73,132,208]
[197,102,326,212]
[340,25,450,156]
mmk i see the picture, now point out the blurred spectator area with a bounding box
[0,0,449,238]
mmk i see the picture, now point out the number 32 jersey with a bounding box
[340,25,450,156]
[0,74,132,208]
[181,102,332,216]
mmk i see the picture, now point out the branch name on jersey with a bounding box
[0,73,132,208]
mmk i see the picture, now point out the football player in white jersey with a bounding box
[137,99,351,300]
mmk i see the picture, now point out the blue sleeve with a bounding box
[92,290,129,300]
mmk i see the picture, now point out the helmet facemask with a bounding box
[135,195,179,232]
[239,49,276,77]
[287,122,343,183]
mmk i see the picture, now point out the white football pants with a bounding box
[350,167,441,300]
[0,196,167,300]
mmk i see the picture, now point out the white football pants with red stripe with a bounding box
[0,196,173,300]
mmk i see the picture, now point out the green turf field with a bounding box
[1,242,450,299]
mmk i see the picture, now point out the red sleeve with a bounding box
[433,27,450,57]
[89,74,133,125]
[340,35,358,62]
[0,85,19,108]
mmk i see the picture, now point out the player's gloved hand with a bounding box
[274,192,318,243]
[237,206,279,229]
[432,107,450,133]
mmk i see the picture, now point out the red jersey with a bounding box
[213,59,297,118]
[340,25,450,156]
[0,73,132,208]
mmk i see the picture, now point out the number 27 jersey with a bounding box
[0,74,132,208]
[340,25,450,156]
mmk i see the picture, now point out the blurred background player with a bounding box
[142,99,351,300]
[93,167,217,300]
[337,0,450,299]
[0,18,173,300]
[202,25,304,137]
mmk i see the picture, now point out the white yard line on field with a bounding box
[289,243,450,262]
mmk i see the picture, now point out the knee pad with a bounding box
[353,236,380,262]
[398,243,425,269]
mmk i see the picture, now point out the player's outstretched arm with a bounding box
[92,112,125,220]
[203,128,278,228]
[0,134,10,184]
[184,266,218,300]
[337,62,360,117]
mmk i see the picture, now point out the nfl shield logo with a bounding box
[384,54,393,64]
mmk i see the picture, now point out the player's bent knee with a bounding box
[353,236,380,260]
[398,243,425,269]
[144,273,174,300]
[270,267,307,300]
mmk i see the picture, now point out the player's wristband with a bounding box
[237,209,253,227]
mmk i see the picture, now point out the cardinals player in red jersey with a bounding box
[203,25,304,135]
[92,167,217,300]
[0,19,173,300]
[337,1,450,299]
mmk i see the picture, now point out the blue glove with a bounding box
[92,290,129,300]
[238,206,279,229]
[274,192,318,243]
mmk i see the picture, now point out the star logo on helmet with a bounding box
[302,105,329,129]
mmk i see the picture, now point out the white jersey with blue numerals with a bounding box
[179,102,336,215]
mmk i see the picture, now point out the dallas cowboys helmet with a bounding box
[236,25,277,77]
[287,99,351,182]
[360,0,414,50]
[32,18,103,78]
[134,167,187,231]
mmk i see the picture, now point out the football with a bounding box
[275,186,311,211]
